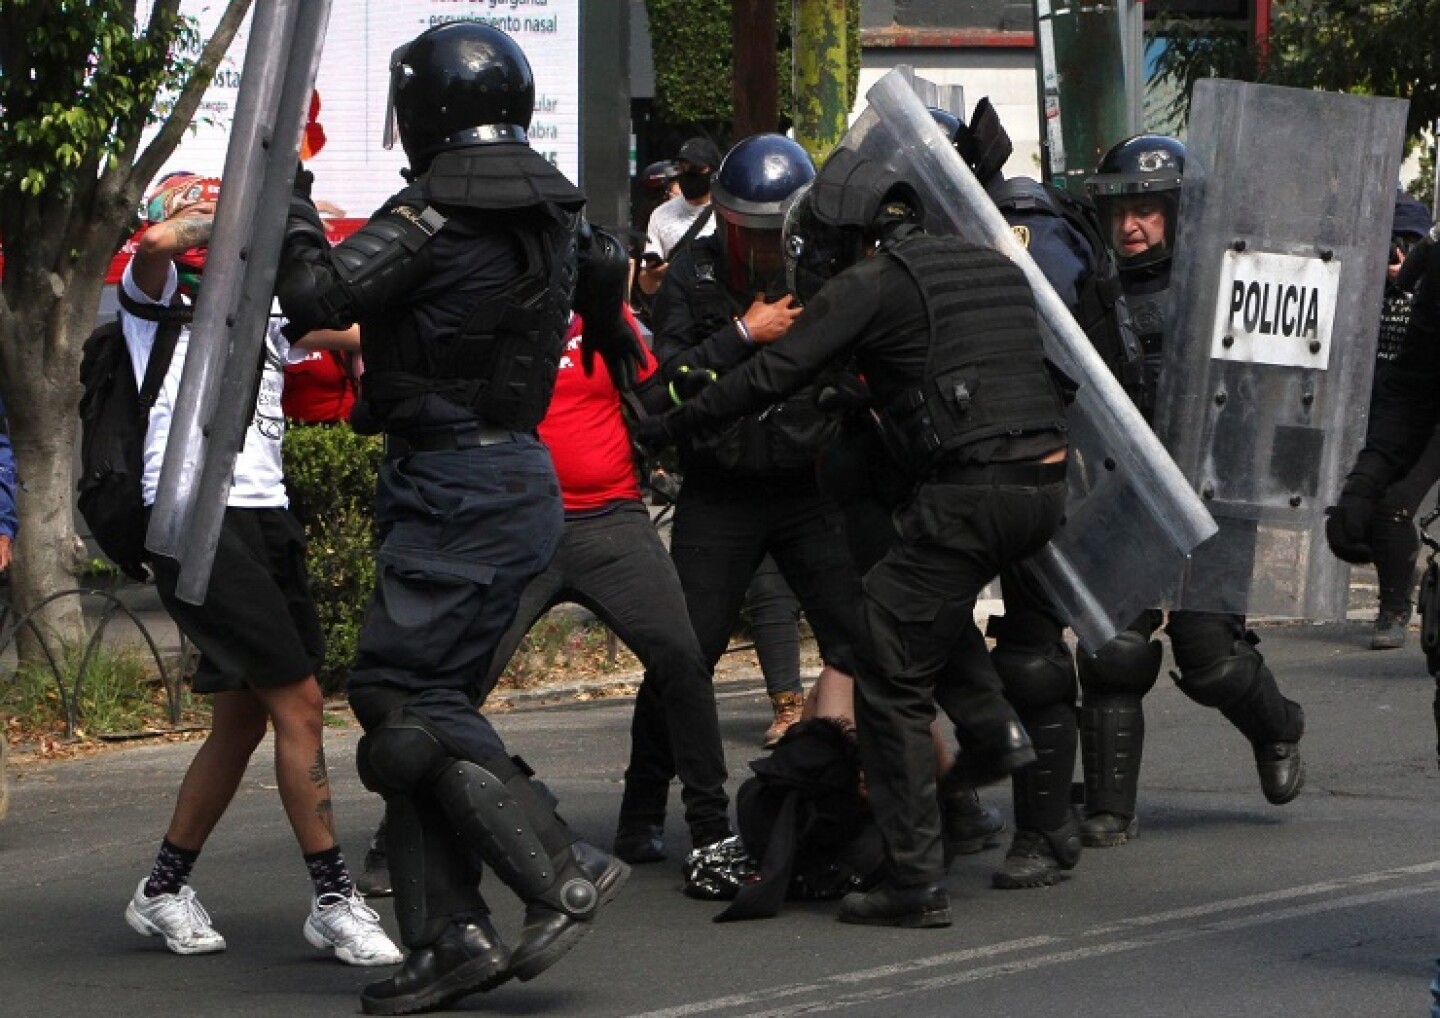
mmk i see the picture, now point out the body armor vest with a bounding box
[362,198,578,432]
[1119,267,1169,422]
[683,244,837,476]
[879,235,1066,474]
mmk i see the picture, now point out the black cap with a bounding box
[677,137,723,173]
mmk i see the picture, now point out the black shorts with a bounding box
[151,507,325,694]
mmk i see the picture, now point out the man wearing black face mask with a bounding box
[638,137,723,297]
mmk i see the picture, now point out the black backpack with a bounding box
[77,302,185,580]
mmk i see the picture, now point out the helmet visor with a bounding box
[381,42,409,151]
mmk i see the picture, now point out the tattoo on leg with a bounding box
[309,747,329,788]
[316,797,334,830]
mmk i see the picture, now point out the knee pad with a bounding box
[1172,640,1262,710]
[1077,630,1163,699]
[358,714,451,796]
[992,642,1077,712]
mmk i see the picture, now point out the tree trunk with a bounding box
[1,305,87,656]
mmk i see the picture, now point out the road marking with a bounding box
[631,868,1440,1018]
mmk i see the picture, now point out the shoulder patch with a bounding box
[1011,224,1031,249]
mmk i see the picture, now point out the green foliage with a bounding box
[0,640,182,737]
[0,2,196,197]
[645,0,861,136]
[1149,1,1440,141]
[281,422,383,695]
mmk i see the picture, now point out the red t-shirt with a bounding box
[541,309,657,513]
[283,349,357,424]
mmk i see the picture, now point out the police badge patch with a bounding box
[1010,224,1030,248]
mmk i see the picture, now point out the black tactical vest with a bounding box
[682,243,837,477]
[361,200,578,432]
[1118,265,1169,422]
[878,235,1066,474]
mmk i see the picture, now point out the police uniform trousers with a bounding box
[853,474,1067,887]
[347,434,563,774]
[622,477,864,844]
[482,500,731,846]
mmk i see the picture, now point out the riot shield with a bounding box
[851,69,1216,652]
[146,0,333,604]
[1156,80,1408,619]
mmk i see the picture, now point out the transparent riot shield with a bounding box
[146,0,333,604]
[1156,80,1408,620]
[853,69,1216,651]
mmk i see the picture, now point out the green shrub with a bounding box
[282,422,383,695]
[0,641,190,737]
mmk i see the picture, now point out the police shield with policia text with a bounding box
[1075,83,1407,844]
[275,23,644,1016]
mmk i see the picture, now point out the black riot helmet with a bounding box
[711,134,817,230]
[383,23,535,174]
[784,185,862,303]
[1085,134,1186,271]
[784,149,920,302]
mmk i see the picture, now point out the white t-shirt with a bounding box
[644,195,717,260]
[120,261,304,508]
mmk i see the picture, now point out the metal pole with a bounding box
[147,0,333,604]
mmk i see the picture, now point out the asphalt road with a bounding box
[2,620,1438,1018]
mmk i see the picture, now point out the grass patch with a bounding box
[0,641,209,750]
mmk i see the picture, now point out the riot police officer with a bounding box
[645,134,873,887]
[275,23,644,1015]
[920,102,1137,888]
[644,150,1066,927]
[1077,135,1306,850]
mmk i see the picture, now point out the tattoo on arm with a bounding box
[168,215,215,251]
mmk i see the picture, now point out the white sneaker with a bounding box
[125,878,226,955]
[304,891,403,967]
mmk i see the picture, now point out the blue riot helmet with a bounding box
[712,135,816,292]
[383,23,535,174]
[1086,135,1186,271]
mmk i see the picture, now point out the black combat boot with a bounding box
[938,776,1006,865]
[508,840,631,981]
[1255,738,1305,805]
[992,813,1082,890]
[837,881,952,928]
[612,821,666,864]
[360,916,510,1016]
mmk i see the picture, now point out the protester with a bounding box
[119,173,399,968]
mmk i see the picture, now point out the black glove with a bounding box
[668,365,716,404]
[294,161,315,199]
[1324,484,1382,564]
[631,411,677,455]
[582,321,647,391]
[814,373,872,416]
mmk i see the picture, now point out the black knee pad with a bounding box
[358,714,451,796]
[1173,640,1262,710]
[992,642,1077,712]
[1078,630,1163,699]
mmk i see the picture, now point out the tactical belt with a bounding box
[929,458,1067,487]
[383,424,518,458]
